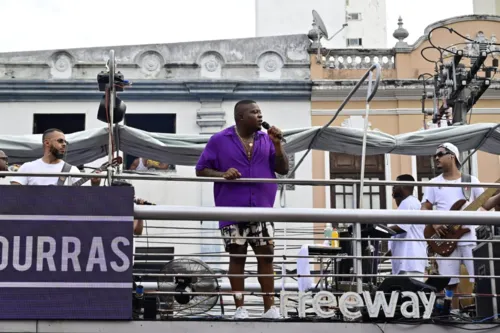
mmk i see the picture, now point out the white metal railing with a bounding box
[0,171,497,188]
[2,171,500,321]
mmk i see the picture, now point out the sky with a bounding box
[0,0,474,53]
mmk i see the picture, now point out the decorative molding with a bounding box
[312,108,500,116]
[0,80,312,102]
[136,50,165,78]
[312,79,500,101]
[410,14,500,50]
[199,51,225,79]
[257,51,285,79]
[50,51,74,79]
[0,34,311,81]
[196,98,226,134]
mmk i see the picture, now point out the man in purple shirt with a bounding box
[196,100,289,319]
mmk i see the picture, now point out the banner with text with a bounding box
[0,185,134,320]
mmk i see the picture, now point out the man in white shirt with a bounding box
[421,142,484,310]
[10,128,99,187]
[388,174,427,282]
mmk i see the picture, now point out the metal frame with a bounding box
[0,171,497,188]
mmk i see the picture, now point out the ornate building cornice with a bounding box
[312,79,500,101]
[0,35,311,81]
[0,80,311,102]
[0,34,312,134]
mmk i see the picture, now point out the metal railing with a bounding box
[2,170,500,321]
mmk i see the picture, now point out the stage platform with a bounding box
[3,320,500,333]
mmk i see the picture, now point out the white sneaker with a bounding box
[262,306,281,319]
[234,307,249,320]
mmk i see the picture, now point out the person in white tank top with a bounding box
[421,142,485,311]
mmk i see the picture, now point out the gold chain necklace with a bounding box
[236,129,254,146]
[236,129,254,159]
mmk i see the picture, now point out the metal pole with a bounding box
[134,205,500,224]
[488,229,499,322]
[107,50,116,184]
[359,69,375,209]
[352,185,363,293]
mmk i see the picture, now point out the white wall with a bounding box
[255,0,347,48]
[255,0,388,48]
[473,0,498,14]
[345,0,387,48]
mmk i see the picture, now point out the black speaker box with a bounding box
[378,276,437,294]
[370,277,438,320]
[473,238,500,319]
[143,295,158,320]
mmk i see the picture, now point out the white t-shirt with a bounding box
[11,158,81,186]
[389,196,427,274]
[421,174,484,246]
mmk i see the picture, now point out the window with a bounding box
[33,114,86,135]
[124,114,176,171]
[347,13,362,20]
[347,38,363,47]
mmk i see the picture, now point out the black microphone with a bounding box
[262,121,286,143]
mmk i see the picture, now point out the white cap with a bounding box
[438,142,461,165]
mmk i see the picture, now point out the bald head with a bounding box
[0,150,7,173]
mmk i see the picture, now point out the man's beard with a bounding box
[50,146,65,159]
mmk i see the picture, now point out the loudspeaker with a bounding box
[143,296,158,320]
[372,277,438,320]
[97,94,127,124]
[473,238,500,319]
[378,276,437,294]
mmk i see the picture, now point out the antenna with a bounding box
[309,10,348,64]
[312,10,329,40]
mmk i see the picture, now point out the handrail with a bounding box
[134,205,500,224]
[0,171,496,188]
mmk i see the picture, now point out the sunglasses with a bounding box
[434,151,451,158]
[0,157,7,163]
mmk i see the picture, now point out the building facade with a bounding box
[0,35,313,261]
[310,14,500,216]
[473,0,500,14]
[255,0,387,48]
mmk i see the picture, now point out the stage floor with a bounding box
[3,320,500,333]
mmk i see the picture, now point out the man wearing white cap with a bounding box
[421,142,484,313]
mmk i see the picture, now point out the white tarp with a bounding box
[1,123,499,165]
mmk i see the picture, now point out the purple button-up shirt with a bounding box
[195,126,278,228]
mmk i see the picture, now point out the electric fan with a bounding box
[157,258,220,318]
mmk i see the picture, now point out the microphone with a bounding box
[262,121,286,143]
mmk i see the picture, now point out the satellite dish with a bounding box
[312,10,329,40]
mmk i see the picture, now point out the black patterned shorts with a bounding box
[220,222,275,252]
